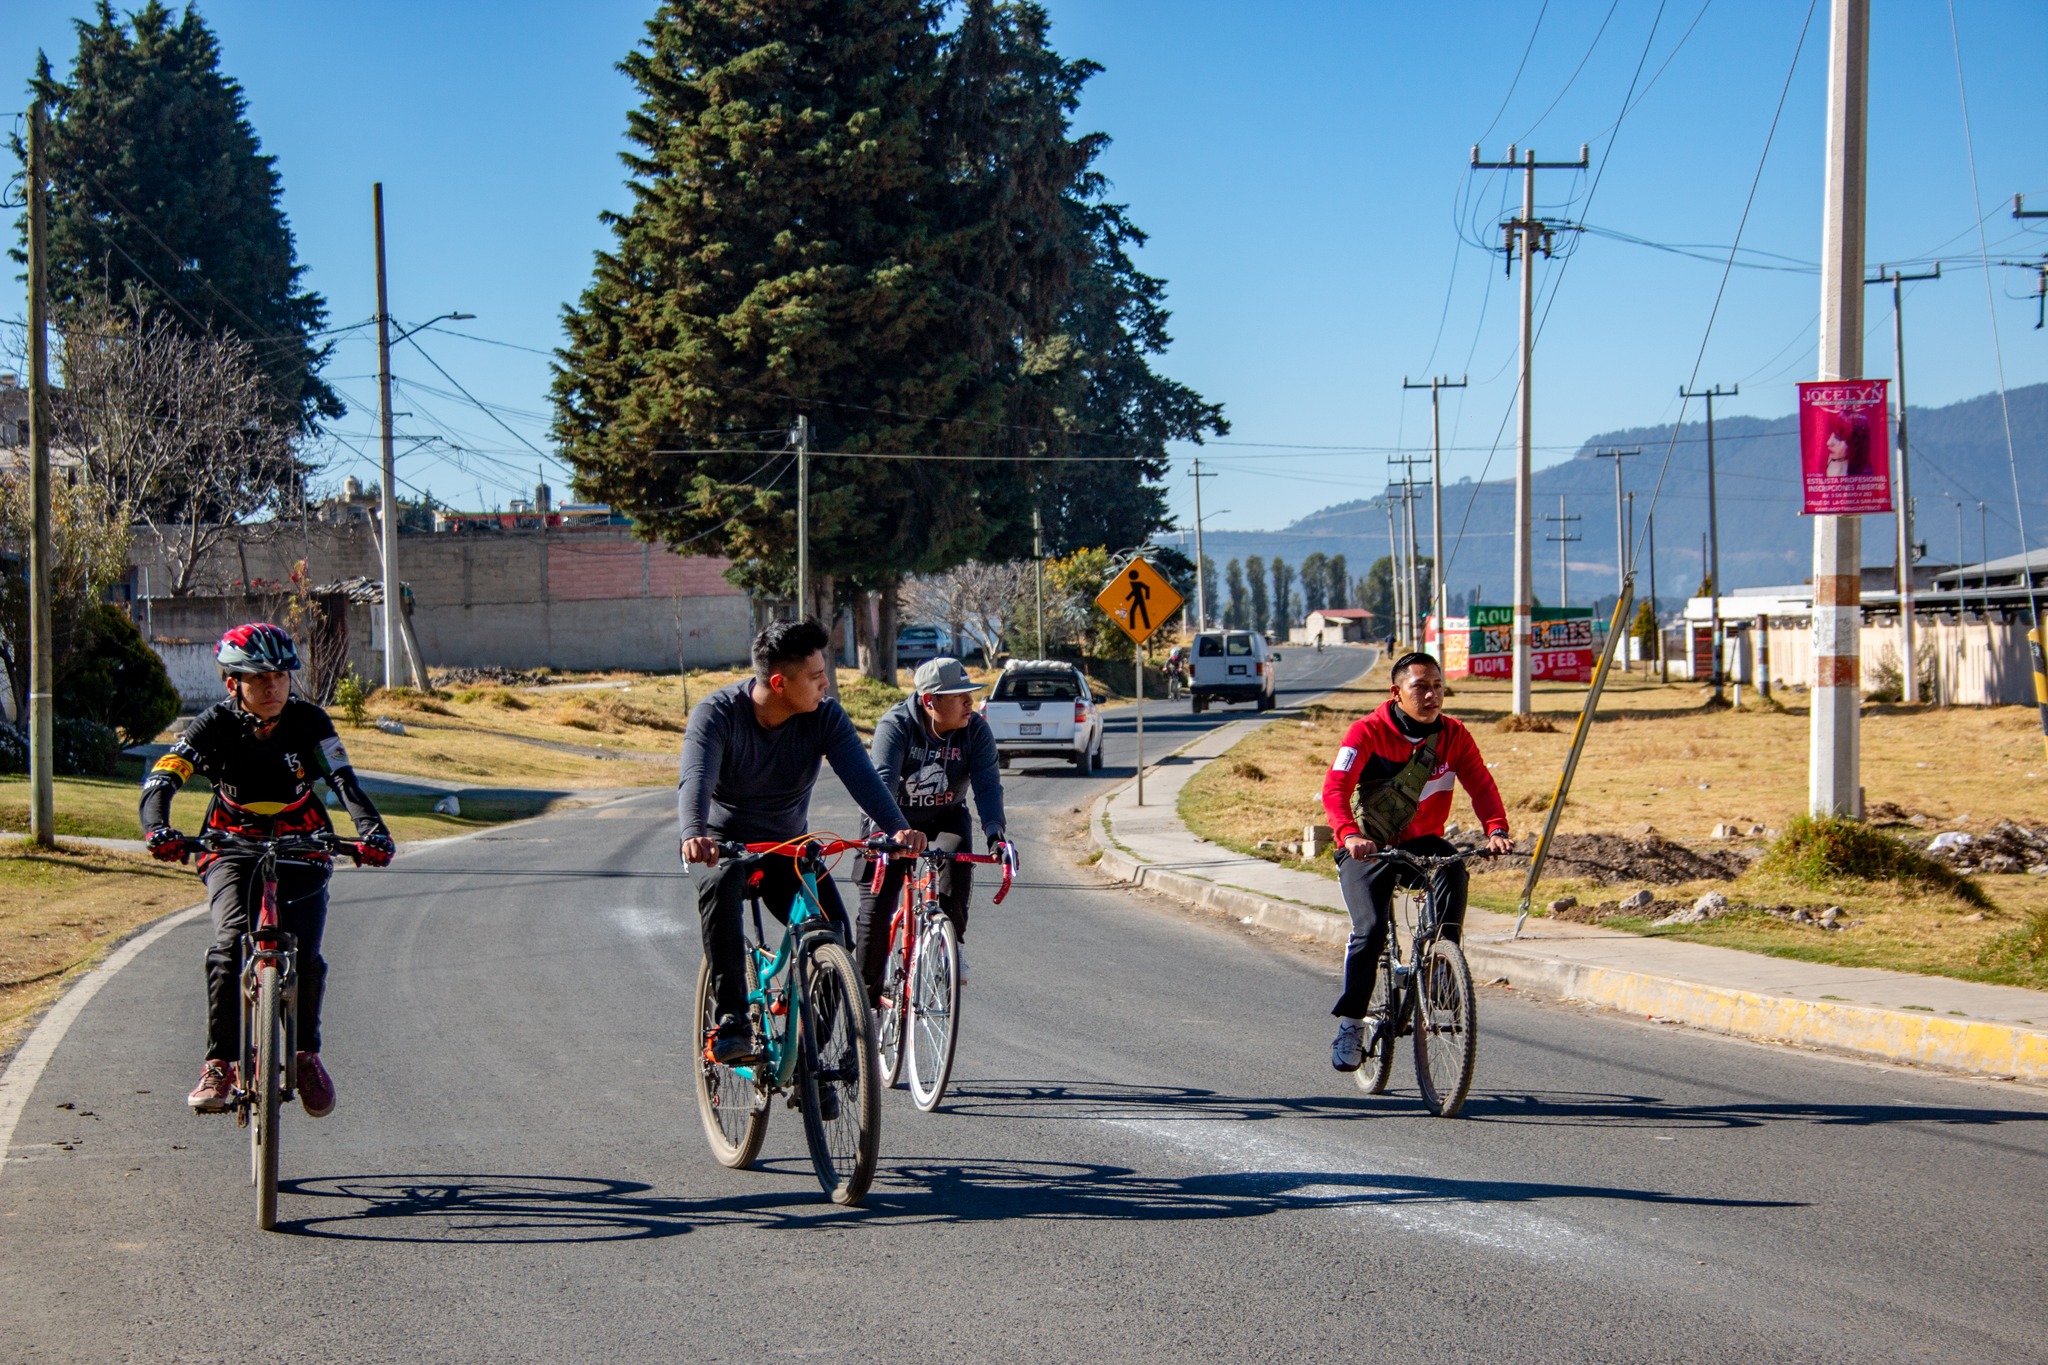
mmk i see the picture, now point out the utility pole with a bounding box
[1404,375,1467,636]
[1542,496,1581,606]
[1679,383,1737,703]
[1866,263,1938,702]
[1953,501,1966,616]
[1811,0,1869,817]
[25,98,54,846]
[1593,448,1640,601]
[373,184,400,692]
[1190,458,1215,630]
[1381,496,1404,645]
[1648,512,1666,682]
[1390,454,1429,644]
[1473,142,1589,715]
[1032,505,1045,655]
[1980,501,1990,619]
[792,413,810,621]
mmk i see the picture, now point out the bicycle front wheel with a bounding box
[692,955,767,1169]
[252,964,283,1230]
[797,941,880,1205]
[875,915,908,1090]
[906,915,960,1112]
[1412,939,1478,1118]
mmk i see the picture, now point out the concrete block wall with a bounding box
[129,524,753,677]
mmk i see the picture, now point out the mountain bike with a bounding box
[1353,847,1491,1117]
[188,830,370,1230]
[692,836,887,1206]
[872,844,1014,1111]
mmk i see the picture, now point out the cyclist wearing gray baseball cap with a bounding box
[853,656,1015,1001]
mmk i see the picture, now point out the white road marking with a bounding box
[612,905,688,941]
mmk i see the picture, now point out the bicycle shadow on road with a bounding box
[1458,1088,2048,1138]
[276,1173,703,1244]
[852,1157,1799,1225]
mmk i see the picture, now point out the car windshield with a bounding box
[1226,634,1255,656]
[1197,635,1223,657]
[993,672,1080,701]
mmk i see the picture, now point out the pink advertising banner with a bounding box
[1798,379,1892,516]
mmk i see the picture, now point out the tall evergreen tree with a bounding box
[1244,554,1266,633]
[1299,551,1328,615]
[1326,553,1348,608]
[1269,557,1294,634]
[26,2,339,429]
[1223,558,1246,629]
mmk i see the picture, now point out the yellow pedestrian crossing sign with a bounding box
[1096,556,1182,645]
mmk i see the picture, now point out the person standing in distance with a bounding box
[1319,651,1514,1071]
[854,657,1016,1002]
[678,619,927,1065]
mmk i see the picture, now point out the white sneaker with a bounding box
[1331,1018,1368,1072]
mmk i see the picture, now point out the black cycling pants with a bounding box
[1331,835,1466,1019]
[852,809,973,1005]
[203,857,330,1061]
[697,854,851,1028]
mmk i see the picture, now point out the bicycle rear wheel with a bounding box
[905,915,960,1113]
[692,955,767,1168]
[875,913,909,1090]
[1412,939,1478,1117]
[252,964,283,1230]
[1354,941,1397,1096]
[797,941,880,1205]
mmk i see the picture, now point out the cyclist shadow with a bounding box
[1458,1089,2048,1134]
[276,1173,705,1243]
[856,1158,1800,1225]
[937,1078,1399,1123]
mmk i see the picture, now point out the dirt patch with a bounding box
[1495,713,1557,734]
[1553,898,1825,926]
[1494,831,1754,885]
[431,666,553,688]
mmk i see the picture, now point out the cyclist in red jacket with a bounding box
[1319,651,1514,1072]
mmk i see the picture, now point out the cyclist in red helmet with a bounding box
[139,623,395,1118]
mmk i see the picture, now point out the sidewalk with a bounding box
[1092,718,2048,1085]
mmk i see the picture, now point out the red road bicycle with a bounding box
[871,845,1012,1111]
[188,830,371,1230]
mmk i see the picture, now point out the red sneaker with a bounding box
[187,1059,235,1113]
[296,1052,335,1118]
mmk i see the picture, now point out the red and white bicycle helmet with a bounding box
[215,622,301,676]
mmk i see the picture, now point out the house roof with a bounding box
[1309,607,1375,620]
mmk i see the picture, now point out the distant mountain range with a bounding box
[1178,382,2048,609]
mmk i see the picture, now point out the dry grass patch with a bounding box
[0,842,196,1060]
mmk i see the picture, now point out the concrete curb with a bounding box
[1089,787,2048,1085]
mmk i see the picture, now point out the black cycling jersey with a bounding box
[140,696,388,842]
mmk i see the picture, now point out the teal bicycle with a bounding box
[692,835,886,1206]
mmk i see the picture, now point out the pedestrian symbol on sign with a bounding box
[1095,557,1182,646]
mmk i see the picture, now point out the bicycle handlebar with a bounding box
[190,830,369,866]
[1367,846,1499,872]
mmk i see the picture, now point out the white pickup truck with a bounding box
[979,659,1105,773]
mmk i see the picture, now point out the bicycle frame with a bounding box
[879,846,1012,1011]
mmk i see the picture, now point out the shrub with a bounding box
[51,717,121,776]
[1757,815,1989,907]
[55,603,180,746]
[1977,909,2048,985]
[332,667,369,728]
[0,726,25,775]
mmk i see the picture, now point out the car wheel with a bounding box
[998,753,1011,770]
[1192,695,1207,714]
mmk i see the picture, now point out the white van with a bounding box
[1189,630,1277,714]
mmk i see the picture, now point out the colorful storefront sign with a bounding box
[1433,606,1595,683]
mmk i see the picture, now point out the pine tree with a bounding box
[1269,558,1294,634]
[1244,555,1266,633]
[1326,553,1348,608]
[1223,558,1246,629]
[27,2,339,428]
[1299,552,1328,615]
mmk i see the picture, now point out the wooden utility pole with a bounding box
[1404,375,1467,637]
[791,414,810,621]
[1866,264,1938,702]
[25,99,54,846]
[1189,458,1215,630]
[1680,383,1737,703]
[1471,143,1589,715]
[1811,0,1870,818]
[372,184,401,691]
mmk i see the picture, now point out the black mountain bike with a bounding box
[1353,847,1491,1118]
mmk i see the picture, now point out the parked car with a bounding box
[980,659,1105,773]
[896,625,945,668]
[1189,629,1277,714]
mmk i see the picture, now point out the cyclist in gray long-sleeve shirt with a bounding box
[678,619,925,1065]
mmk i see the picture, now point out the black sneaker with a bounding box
[710,1017,761,1067]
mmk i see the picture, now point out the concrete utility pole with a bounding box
[1810,0,1870,818]
[1648,512,1666,682]
[1381,497,1404,645]
[1594,448,1640,600]
[1189,458,1215,630]
[1866,263,1938,702]
[1472,142,1589,715]
[1404,375,1467,637]
[25,99,54,846]
[1032,505,1045,655]
[1542,495,1581,606]
[373,184,400,691]
[1680,383,1737,703]
[792,414,810,621]
[1389,454,1429,644]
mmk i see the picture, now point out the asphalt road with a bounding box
[5,644,2047,1362]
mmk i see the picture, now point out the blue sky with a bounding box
[6,1,2044,540]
